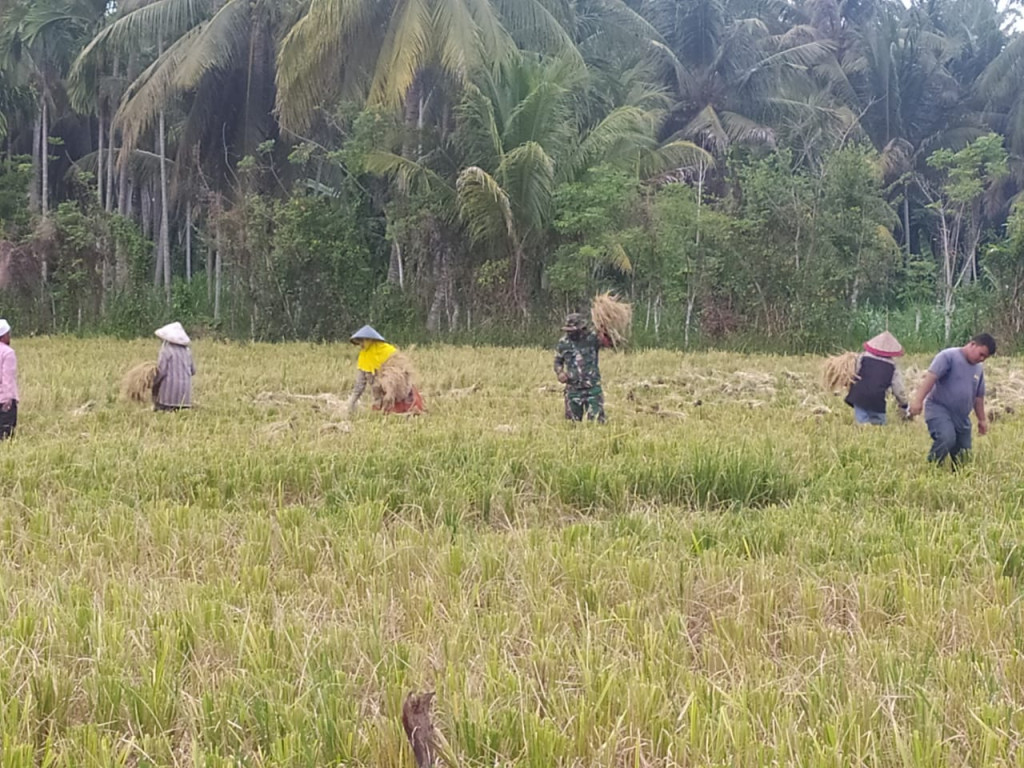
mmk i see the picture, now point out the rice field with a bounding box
[3,337,1024,767]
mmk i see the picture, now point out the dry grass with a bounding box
[591,292,632,346]
[822,351,858,393]
[373,351,415,409]
[5,339,1024,767]
[120,361,157,403]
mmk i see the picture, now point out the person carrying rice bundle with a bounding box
[843,331,909,425]
[346,325,425,416]
[554,294,631,423]
[152,322,195,411]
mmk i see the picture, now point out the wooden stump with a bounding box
[401,691,437,768]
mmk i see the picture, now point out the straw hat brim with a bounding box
[155,322,191,346]
[863,331,903,357]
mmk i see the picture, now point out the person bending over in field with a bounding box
[152,322,195,411]
[554,313,613,423]
[346,325,425,417]
[908,333,995,468]
[845,331,909,425]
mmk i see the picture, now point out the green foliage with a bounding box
[5,0,1024,347]
[550,165,642,302]
[0,156,30,238]
[926,133,1008,205]
[246,194,380,341]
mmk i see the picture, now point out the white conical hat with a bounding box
[155,321,191,346]
[863,330,903,357]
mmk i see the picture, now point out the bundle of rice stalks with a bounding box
[822,352,857,393]
[373,352,415,410]
[591,292,632,346]
[121,361,158,403]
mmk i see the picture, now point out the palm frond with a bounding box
[563,105,656,180]
[114,26,201,155]
[755,39,837,72]
[169,0,249,91]
[638,139,715,179]
[363,150,449,196]
[75,0,208,58]
[275,0,379,131]
[456,82,504,170]
[492,0,579,56]
[678,104,728,152]
[607,238,632,272]
[719,110,776,146]
[878,137,914,178]
[496,140,554,232]
[368,0,432,107]
[456,164,517,246]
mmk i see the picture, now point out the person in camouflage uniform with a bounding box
[554,312,613,422]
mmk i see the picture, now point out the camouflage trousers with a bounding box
[564,386,606,423]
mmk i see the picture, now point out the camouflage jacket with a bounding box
[554,330,612,390]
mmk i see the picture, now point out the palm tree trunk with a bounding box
[118,158,130,217]
[387,241,404,287]
[118,53,136,219]
[106,114,116,213]
[97,110,105,206]
[141,180,152,238]
[41,91,49,217]
[903,183,911,256]
[387,77,423,286]
[214,216,222,321]
[207,222,214,305]
[29,113,40,213]
[153,193,163,288]
[684,291,696,348]
[185,199,192,283]
[159,106,171,304]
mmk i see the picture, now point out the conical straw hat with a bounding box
[863,330,903,357]
[154,321,190,346]
[349,325,386,344]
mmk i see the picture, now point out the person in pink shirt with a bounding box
[0,319,17,439]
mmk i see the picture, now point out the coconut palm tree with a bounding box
[0,0,107,216]
[639,0,842,160]
[365,52,709,314]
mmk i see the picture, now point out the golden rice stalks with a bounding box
[591,292,632,346]
[373,352,415,409]
[121,361,158,403]
[822,352,858,393]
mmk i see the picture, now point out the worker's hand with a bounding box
[978,417,989,436]
[557,372,569,384]
[0,400,11,413]
[908,399,923,417]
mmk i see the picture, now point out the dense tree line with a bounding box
[0,0,1023,349]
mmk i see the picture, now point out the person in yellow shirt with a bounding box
[346,325,425,416]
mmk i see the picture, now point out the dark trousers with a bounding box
[925,403,972,467]
[0,402,17,440]
[564,386,606,423]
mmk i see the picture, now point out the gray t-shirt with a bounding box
[925,346,985,421]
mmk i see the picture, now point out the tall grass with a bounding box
[0,338,1022,765]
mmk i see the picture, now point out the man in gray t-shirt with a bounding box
[909,333,996,466]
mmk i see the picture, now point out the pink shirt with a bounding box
[0,343,18,404]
